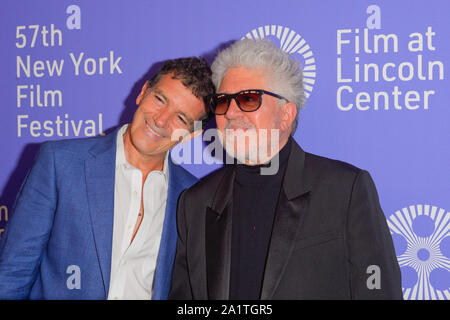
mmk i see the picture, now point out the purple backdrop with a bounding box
[0,0,449,299]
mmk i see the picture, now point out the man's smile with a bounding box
[145,120,164,139]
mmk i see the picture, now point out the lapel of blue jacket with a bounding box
[84,129,118,297]
[152,155,197,300]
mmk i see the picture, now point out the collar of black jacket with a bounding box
[210,138,311,215]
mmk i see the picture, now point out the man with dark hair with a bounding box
[169,40,402,300]
[0,57,215,299]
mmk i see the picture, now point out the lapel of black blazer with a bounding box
[205,165,235,300]
[260,140,311,300]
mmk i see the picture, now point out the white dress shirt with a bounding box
[107,124,169,300]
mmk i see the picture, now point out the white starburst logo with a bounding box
[387,204,450,300]
[243,25,316,99]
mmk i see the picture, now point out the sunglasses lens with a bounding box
[236,92,261,111]
[214,95,229,114]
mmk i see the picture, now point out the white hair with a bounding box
[211,39,305,134]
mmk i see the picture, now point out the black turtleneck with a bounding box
[229,138,292,300]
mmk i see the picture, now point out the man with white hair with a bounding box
[169,39,402,299]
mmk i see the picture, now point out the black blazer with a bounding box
[169,140,403,299]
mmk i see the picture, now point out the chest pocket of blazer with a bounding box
[293,229,341,252]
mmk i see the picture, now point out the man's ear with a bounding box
[280,102,297,131]
[136,81,149,105]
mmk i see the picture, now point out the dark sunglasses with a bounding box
[206,89,289,115]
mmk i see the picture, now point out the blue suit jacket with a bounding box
[0,128,197,299]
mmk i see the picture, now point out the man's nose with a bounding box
[224,98,241,119]
[154,108,170,128]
